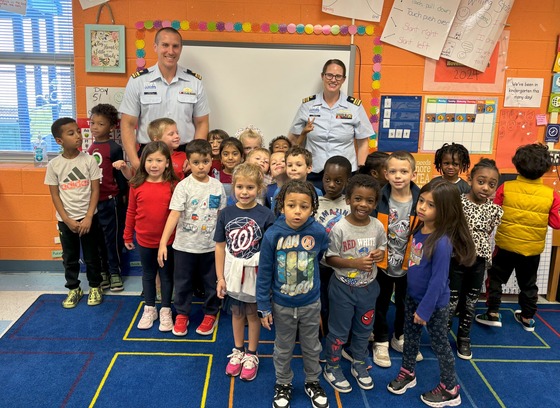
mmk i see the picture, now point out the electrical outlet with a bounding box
[54,236,60,244]
[550,149,560,166]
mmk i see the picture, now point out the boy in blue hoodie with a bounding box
[257,180,330,408]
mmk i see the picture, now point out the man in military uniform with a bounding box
[119,27,210,169]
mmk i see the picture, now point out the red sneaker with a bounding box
[172,314,189,336]
[196,314,217,335]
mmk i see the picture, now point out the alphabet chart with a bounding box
[422,96,497,153]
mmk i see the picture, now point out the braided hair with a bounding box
[434,143,470,174]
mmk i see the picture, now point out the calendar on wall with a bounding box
[422,96,497,153]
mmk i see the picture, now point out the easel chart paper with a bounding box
[381,0,460,60]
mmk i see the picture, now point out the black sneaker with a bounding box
[420,383,461,407]
[273,383,293,408]
[514,310,535,332]
[475,312,502,327]
[387,367,416,395]
[304,381,329,408]
[457,337,472,360]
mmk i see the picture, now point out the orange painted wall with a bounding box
[1,0,560,262]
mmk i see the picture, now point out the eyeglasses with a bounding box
[323,73,345,81]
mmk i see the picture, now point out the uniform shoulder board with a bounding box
[347,96,362,106]
[186,69,202,80]
[131,68,149,78]
[302,95,317,104]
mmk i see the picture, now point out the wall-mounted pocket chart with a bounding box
[379,96,422,152]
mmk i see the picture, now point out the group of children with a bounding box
[45,106,559,408]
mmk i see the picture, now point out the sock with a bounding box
[246,349,257,355]
[234,346,244,352]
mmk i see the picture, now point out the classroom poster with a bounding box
[0,0,27,14]
[422,96,497,154]
[495,108,538,172]
[412,153,434,187]
[322,0,384,22]
[441,0,515,72]
[423,30,509,93]
[379,95,422,152]
[504,78,544,108]
[380,0,461,60]
[86,87,125,117]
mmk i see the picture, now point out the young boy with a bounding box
[316,156,352,337]
[266,151,288,210]
[148,117,187,180]
[372,150,422,367]
[45,118,103,308]
[257,180,330,408]
[87,103,126,292]
[476,143,560,331]
[323,175,386,393]
[158,139,227,336]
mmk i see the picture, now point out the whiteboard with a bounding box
[179,41,355,145]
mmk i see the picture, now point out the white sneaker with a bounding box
[159,307,173,332]
[391,334,423,361]
[373,342,391,368]
[137,305,158,330]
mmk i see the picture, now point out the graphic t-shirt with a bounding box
[214,204,275,302]
[169,175,226,253]
[316,195,350,234]
[386,197,413,277]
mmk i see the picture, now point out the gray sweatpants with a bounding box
[272,300,322,385]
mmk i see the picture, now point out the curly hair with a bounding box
[346,174,380,200]
[512,143,551,180]
[91,104,119,127]
[274,180,319,217]
[269,135,292,153]
[434,143,470,174]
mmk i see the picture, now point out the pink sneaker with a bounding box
[225,348,244,377]
[240,353,259,381]
[196,314,217,335]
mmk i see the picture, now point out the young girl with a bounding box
[359,151,389,188]
[237,124,264,155]
[214,163,275,381]
[387,178,475,407]
[269,135,292,154]
[449,159,503,360]
[247,147,273,191]
[433,143,471,194]
[123,141,179,331]
[213,137,244,199]
[208,128,229,174]
[256,180,330,408]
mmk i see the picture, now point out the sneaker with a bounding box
[159,307,173,332]
[475,312,502,328]
[341,348,373,370]
[304,381,329,408]
[390,335,424,362]
[514,310,535,332]
[137,305,158,330]
[225,348,245,377]
[100,272,110,290]
[387,367,417,395]
[351,361,374,390]
[323,365,352,393]
[456,337,472,360]
[110,274,124,292]
[373,342,391,368]
[172,314,189,336]
[240,353,259,381]
[62,287,83,309]
[273,383,293,408]
[87,287,103,306]
[196,314,217,335]
[420,383,461,407]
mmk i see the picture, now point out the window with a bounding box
[0,0,74,157]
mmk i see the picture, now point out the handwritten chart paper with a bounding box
[78,0,108,10]
[381,0,460,60]
[504,78,543,108]
[322,0,384,22]
[0,0,27,14]
[441,0,514,72]
[86,87,125,117]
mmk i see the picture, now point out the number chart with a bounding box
[422,96,497,153]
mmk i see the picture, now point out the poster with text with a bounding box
[379,95,422,152]
[0,0,27,14]
[86,87,125,117]
[441,0,515,72]
[504,78,544,108]
[322,0,384,22]
[381,0,460,60]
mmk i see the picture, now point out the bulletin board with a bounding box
[379,95,422,152]
[422,96,497,153]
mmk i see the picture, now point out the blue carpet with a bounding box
[0,295,558,407]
